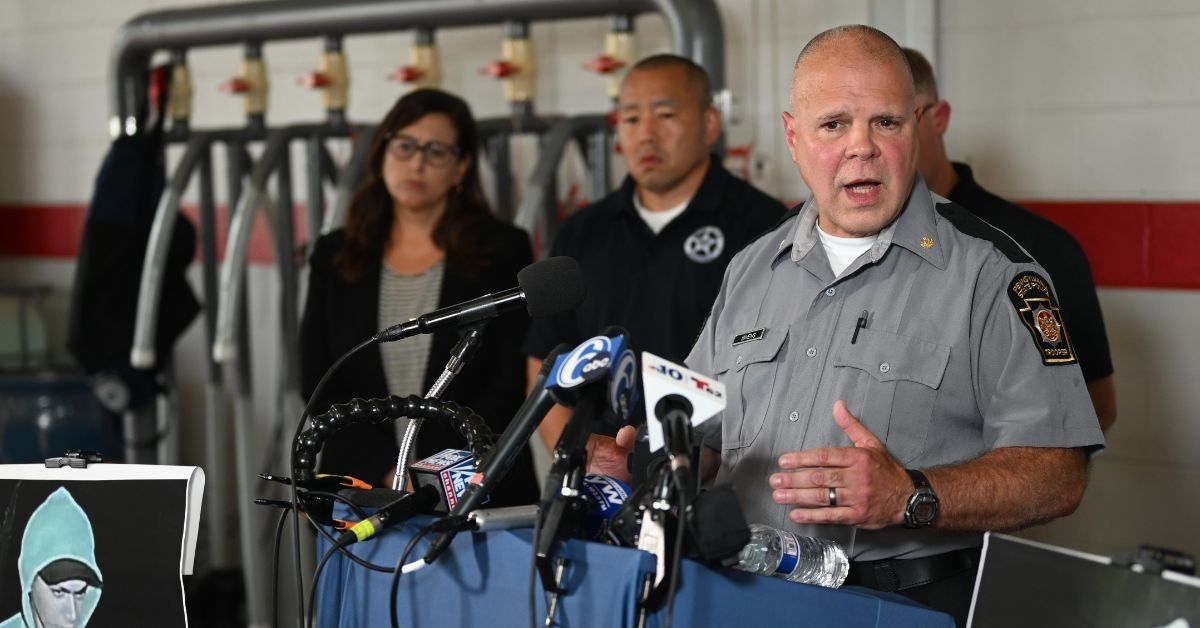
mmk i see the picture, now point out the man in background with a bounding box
[903,47,1117,433]
[523,54,784,458]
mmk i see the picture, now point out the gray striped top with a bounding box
[379,259,444,441]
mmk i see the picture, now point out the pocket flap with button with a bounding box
[714,326,788,375]
[833,328,950,389]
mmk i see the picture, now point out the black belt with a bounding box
[846,547,981,593]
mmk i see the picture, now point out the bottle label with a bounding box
[775,532,800,576]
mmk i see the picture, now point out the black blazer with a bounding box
[300,222,538,507]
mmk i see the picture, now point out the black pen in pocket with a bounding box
[851,310,869,344]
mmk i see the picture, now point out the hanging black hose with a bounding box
[293,394,496,483]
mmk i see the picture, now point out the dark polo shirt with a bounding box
[949,162,1113,382]
[524,157,784,431]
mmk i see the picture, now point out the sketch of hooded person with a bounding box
[0,487,102,628]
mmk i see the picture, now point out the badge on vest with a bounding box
[684,226,725,263]
[1007,271,1077,365]
[732,328,766,346]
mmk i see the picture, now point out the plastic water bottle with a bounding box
[734,524,850,588]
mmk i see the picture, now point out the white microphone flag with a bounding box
[641,352,726,453]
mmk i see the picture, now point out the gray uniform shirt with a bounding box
[686,177,1104,561]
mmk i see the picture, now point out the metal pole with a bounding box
[486,133,514,221]
[305,136,325,258]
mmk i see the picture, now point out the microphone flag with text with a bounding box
[423,330,635,565]
[640,352,725,455]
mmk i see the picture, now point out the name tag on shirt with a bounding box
[732,328,766,346]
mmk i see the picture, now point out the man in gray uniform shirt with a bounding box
[680,26,1105,624]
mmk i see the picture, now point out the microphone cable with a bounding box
[271,488,394,628]
[288,336,376,627]
[388,521,437,628]
[270,507,289,628]
[307,543,338,628]
[300,490,393,573]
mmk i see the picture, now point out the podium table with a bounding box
[315,518,955,627]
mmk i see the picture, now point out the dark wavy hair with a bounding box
[336,88,494,281]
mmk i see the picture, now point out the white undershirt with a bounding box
[816,220,878,276]
[633,192,690,234]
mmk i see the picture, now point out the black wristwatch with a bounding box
[903,469,939,529]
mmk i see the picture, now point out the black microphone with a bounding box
[459,343,572,512]
[655,394,696,499]
[333,485,439,547]
[374,256,584,343]
[422,343,571,563]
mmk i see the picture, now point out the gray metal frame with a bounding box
[514,114,616,257]
[109,0,724,137]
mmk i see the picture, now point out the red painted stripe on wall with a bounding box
[0,205,88,259]
[2,201,1198,289]
[1021,202,1200,291]
[0,203,307,265]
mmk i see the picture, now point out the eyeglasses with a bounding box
[384,133,461,168]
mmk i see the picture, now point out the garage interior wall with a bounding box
[0,0,1197,563]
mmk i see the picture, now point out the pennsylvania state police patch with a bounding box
[1008,271,1077,365]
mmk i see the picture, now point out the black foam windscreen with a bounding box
[518,256,585,318]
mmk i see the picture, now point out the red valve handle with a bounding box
[481,60,519,79]
[300,72,331,88]
[584,55,625,75]
[221,78,250,94]
[389,66,426,83]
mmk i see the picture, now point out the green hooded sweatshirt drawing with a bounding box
[1,487,102,628]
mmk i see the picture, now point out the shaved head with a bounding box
[792,25,915,106]
[781,24,921,238]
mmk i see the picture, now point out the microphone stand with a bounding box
[639,397,696,618]
[534,389,598,593]
[393,323,486,491]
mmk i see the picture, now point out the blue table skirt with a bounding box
[315,517,955,627]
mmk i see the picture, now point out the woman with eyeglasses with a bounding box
[300,89,538,506]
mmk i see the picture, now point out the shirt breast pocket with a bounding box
[832,329,950,465]
[713,326,789,452]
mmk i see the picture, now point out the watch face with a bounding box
[914,499,937,523]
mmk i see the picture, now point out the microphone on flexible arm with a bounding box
[374,256,584,343]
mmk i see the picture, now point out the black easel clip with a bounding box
[45,451,104,469]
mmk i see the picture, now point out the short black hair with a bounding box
[625,54,713,109]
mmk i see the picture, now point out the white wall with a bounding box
[1,0,1197,566]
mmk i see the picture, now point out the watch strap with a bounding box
[906,468,931,490]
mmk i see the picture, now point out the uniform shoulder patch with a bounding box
[1007,271,1078,365]
[936,202,1032,264]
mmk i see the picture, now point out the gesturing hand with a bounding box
[768,400,912,529]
